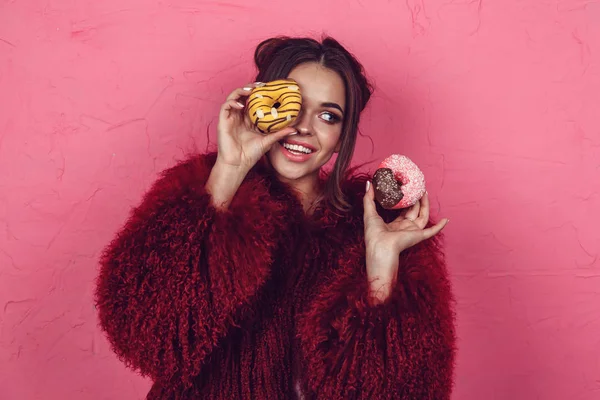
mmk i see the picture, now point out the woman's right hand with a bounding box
[215,82,297,173]
[206,83,297,209]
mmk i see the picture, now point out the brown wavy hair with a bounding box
[253,36,373,212]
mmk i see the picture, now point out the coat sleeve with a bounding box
[298,230,456,399]
[94,153,289,386]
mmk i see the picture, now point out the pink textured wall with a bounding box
[1,1,599,399]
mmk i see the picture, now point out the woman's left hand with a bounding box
[363,180,449,303]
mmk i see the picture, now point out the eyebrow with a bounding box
[321,102,344,115]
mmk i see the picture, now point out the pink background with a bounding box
[1,1,599,399]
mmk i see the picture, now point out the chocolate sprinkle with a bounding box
[373,168,403,209]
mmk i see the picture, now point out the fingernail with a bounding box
[236,101,244,107]
[287,131,298,136]
[366,181,371,192]
[243,87,252,91]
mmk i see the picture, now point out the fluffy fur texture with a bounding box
[94,152,456,399]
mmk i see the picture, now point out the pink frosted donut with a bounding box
[372,154,426,209]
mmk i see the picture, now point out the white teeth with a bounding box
[282,142,313,154]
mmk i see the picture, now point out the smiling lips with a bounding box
[279,139,316,161]
[280,139,316,154]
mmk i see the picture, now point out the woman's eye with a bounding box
[320,112,340,123]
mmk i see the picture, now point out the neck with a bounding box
[277,172,322,214]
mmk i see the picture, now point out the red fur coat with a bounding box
[94,152,456,399]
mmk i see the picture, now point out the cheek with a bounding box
[318,126,343,153]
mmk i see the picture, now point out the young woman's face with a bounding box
[267,62,346,184]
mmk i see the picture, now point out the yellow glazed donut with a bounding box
[246,79,302,133]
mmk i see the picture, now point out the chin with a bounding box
[271,159,312,182]
[267,148,317,183]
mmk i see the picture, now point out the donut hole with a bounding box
[273,102,281,109]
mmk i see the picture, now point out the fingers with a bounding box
[421,218,449,240]
[363,180,380,223]
[261,126,298,149]
[404,199,420,222]
[220,83,263,120]
[414,192,430,229]
[219,99,246,121]
[225,82,262,102]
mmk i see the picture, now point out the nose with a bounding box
[297,126,310,136]
[292,109,312,136]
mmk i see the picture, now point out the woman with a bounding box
[95,36,456,399]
